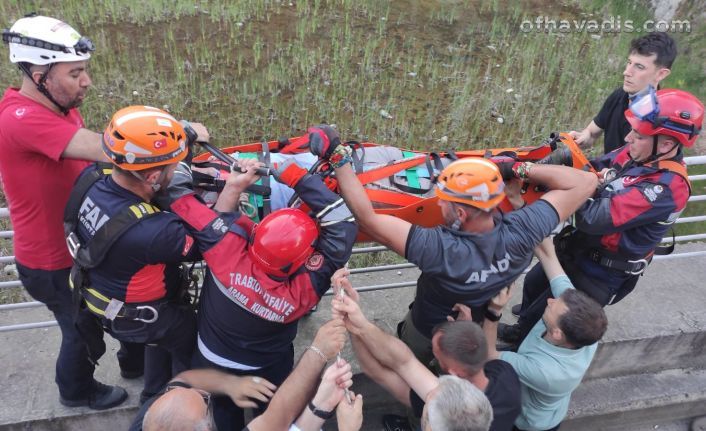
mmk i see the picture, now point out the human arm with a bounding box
[504,178,526,210]
[331,281,438,403]
[522,163,597,221]
[292,359,354,431]
[569,120,603,149]
[308,126,411,256]
[482,285,515,361]
[247,318,347,431]
[533,236,565,282]
[574,177,687,235]
[349,333,413,407]
[329,269,415,407]
[170,369,276,408]
[332,161,411,255]
[213,158,264,212]
[61,129,110,161]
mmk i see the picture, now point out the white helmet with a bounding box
[2,15,94,65]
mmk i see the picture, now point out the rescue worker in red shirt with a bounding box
[0,14,127,409]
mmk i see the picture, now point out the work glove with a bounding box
[489,156,518,181]
[154,162,195,210]
[272,158,308,189]
[308,125,341,160]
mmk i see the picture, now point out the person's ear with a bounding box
[655,67,671,84]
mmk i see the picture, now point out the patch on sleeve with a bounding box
[305,252,324,271]
[182,234,195,256]
[642,185,663,202]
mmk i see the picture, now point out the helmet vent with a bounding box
[113,131,124,140]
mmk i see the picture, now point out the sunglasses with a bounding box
[165,384,212,410]
[1,30,95,55]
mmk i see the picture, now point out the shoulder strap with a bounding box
[64,166,161,269]
[655,160,691,195]
[70,201,161,269]
[63,163,113,229]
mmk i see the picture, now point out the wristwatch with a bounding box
[484,309,502,322]
[308,401,335,419]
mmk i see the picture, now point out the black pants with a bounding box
[102,301,197,397]
[17,263,98,400]
[192,345,294,431]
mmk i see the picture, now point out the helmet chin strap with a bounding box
[130,168,168,193]
[640,136,679,164]
[18,62,70,115]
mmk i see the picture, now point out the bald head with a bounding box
[143,387,213,431]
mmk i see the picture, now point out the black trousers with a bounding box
[101,301,197,397]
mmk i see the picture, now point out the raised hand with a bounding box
[312,318,348,361]
[271,158,308,188]
[336,390,363,431]
[489,284,515,313]
[308,125,341,160]
[447,303,473,322]
[311,358,354,412]
[227,158,264,192]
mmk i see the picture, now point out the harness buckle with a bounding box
[627,258,649,275]
[134,305,159,323]
[66,232,81,260]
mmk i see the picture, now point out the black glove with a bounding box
[308,125,341,160]
[489,156,517,181]
[154,162,195,210]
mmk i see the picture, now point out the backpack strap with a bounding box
[64,165,161,269]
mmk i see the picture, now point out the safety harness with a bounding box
[63,164,164,323]
[559,158,691,278]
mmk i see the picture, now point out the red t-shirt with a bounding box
[0,88,90,270]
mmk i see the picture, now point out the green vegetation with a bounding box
[1,0,701,148]
[0,0,703,280]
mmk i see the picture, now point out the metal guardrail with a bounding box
[2,155,706,332]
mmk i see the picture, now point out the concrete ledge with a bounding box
[587,331,706,380]
[565,368,706,430]
[2,242,706,430]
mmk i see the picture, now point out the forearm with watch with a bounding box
[293,393,337,431]
[483,303,504,360]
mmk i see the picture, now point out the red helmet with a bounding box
[625,89,703,147]
[249,208,319,278]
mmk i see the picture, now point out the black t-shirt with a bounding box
[410,360,522,431]
[129,381,192,431]
[593,87,631,154]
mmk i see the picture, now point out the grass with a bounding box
[0,0,704,278]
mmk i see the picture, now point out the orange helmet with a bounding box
[102,106,188,171]
[249,208,319,279]
[435,159,505,211]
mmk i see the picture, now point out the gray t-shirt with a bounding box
[405,199,559,337]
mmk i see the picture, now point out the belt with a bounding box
[586,249,651,275]
[82,287,161,323]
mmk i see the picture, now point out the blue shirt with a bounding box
[500,275,597,430]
